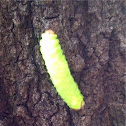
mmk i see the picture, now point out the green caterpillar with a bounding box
[39,30,84,110]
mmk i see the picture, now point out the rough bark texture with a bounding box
[0,0,125,126]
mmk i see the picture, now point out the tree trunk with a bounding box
[0,0,125,126]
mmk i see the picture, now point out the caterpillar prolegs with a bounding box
[39,30,85,110]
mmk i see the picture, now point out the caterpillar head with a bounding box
[45,30,55,35]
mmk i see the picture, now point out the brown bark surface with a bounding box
[0,0,125,126]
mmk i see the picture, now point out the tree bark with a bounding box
[0,0,125,126]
